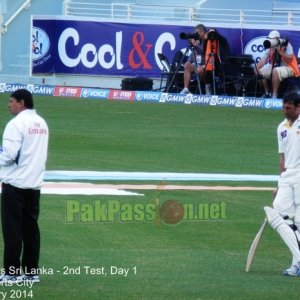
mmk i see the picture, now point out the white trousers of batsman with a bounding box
[264,206,300,262]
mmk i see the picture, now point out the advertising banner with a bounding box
[31,17,300,78]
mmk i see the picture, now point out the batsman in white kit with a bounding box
[264,90,300,276]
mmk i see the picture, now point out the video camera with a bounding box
[179,32,200,40]
[263,37,289,49]
[179,28,218,41]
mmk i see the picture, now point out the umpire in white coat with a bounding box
[0,89,49,284]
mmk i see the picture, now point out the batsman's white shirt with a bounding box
[0,109,48,189]
[273,116,300,217]
[277,116,300,169]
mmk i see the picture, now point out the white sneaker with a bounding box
[283,264,299,276]
[180,88,190,95]
[22,275,40,283]
[0,274,23,284]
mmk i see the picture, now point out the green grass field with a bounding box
[1,94,299,299]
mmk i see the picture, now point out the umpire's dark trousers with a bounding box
[1,183,40,275]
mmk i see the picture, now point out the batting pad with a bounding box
[264,206,300,262]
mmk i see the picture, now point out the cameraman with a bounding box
[257,30,300,98]
[180,24,207,95]
[180,26,230,95]
[203,29,231,95]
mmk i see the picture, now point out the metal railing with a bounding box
[1,0,31,33]
[63,1,300,26]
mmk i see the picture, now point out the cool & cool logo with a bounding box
[244,36,266,64]
[32,27,50,61]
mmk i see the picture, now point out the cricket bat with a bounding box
[245,218,268,272]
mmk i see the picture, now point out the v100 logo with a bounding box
[32,27,50,61]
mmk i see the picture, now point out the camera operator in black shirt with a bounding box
[180,25,230,95]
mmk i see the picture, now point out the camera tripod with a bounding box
[203,40,217,95]
[165,42,202,95]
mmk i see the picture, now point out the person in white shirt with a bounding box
[257,30,300,99]
[264,90,300,276]
[0,89,49,284]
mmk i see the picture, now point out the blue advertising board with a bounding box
[31,17,300,78]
